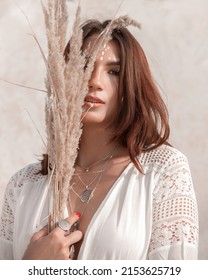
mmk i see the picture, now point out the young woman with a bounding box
[0,20,198,260]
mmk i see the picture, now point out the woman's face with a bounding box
[82,35,121,127]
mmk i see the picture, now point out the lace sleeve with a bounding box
[0,173,20,243]
[0,163,43,242]
[0,171,21,259]
[148,150,199,259]
[0,163,43,259]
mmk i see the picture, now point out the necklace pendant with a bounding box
[85,168,89,172]
[80,189,93,202]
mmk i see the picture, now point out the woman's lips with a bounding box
[84,95,105,107]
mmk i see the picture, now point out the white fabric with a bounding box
[0,145,198,259]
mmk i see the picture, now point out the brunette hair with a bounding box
[40,19,170,174]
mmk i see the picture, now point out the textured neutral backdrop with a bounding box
[0,0,207,259]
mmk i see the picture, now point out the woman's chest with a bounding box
[77,175,155,260]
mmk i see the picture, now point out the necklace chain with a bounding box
[68,144,121,252]
[76,170,103,189]
[70,145,119,204]
[71,157,111,203]
[76,151,115,172]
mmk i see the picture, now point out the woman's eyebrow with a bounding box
[106,60,120,66]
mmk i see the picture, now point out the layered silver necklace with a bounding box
[71,146,118,203]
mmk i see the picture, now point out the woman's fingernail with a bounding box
[76,212,81,218]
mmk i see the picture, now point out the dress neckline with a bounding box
[77,161,134,259]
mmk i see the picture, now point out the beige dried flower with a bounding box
[42,0,141,230]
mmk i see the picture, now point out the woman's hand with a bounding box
[22,213,82,260]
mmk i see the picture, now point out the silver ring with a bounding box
[69,245,75,259]
[58,219,71,232]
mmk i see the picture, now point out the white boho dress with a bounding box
[0,145,198,259]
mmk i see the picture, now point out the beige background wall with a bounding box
[0,0,207,259]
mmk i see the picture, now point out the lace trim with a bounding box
[147,146,198,255]
[154,166,194,201]
[0,163,44,242]
[0,196,14,241]
[152,196,198,223]
[149,219,198,252]
[15,163,43,183]
[150,194,198,253]
[139,145,187,172]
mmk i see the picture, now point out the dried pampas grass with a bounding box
[42,0,141,230]
[42,1,85,229]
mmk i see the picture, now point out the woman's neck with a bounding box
[77,125,117,168]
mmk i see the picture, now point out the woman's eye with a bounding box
[108,68,120,76]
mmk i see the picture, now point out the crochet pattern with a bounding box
[0,145,198,259]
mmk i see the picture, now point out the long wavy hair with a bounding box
[40,19,170,174]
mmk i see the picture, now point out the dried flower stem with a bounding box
[42,0,141,230]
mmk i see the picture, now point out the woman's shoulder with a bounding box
[2,163,46,214]
[6,162,46,192]
[139,144,189,172]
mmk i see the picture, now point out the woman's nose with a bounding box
[88,67,103,90]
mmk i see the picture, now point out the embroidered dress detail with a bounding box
[0,164,44,242]
[0,145,199,260]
